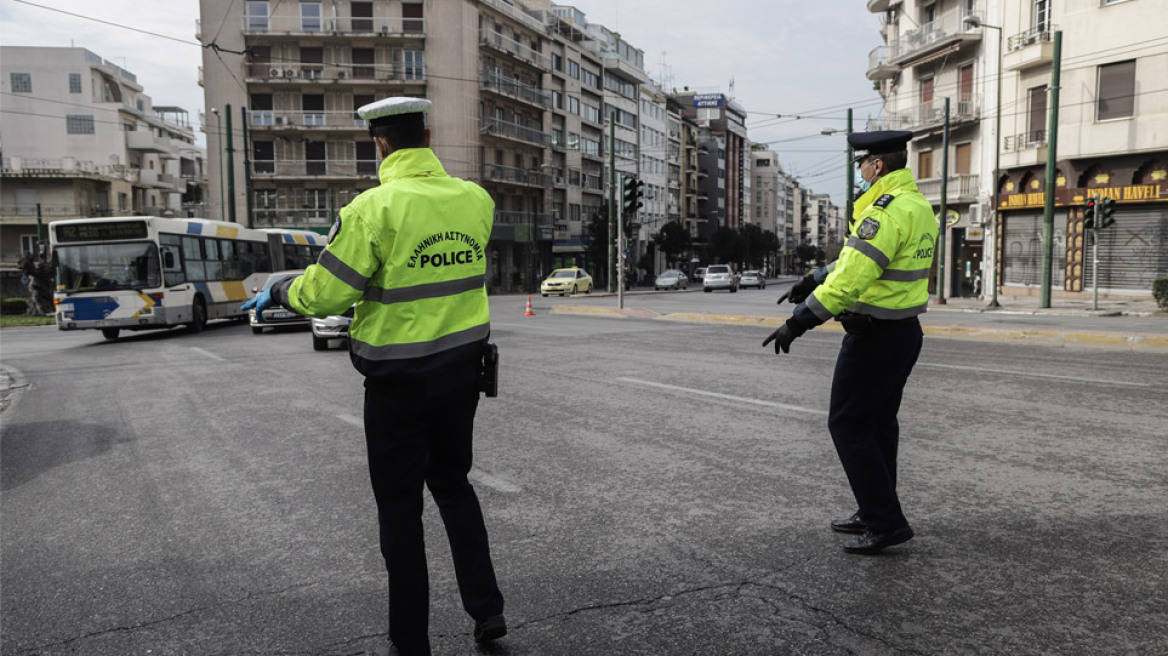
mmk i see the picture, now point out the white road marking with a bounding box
[189,347,225,361]
[918,363,1153,388]
[337,414,363,428]
[469,468,522,493]
[618,377,829,416]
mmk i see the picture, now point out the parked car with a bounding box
[540,267,593,296]
[250,270,308,333]
[693,267,707,284]
[311,305,354,351]
[654,270,689,290]
[738,270,766,289]
[702,264,739,293]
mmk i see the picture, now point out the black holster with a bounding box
[479,342,498,397]
[838,312,876,336]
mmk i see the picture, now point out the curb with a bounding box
[549,306,1168,353]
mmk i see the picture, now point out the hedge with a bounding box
[1,298,30,315]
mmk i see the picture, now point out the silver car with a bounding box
[702,264,739,292]
[250,270,308,333]
[654,270,689,290]
[738,270,766,289]
[311,305,354,351]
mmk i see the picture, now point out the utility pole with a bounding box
[224,103,237,224]
[241,106,253,229]
[607,113,616,293]
[845,108,854,222]
[936,97,950,304]
[1040,31,1062,308]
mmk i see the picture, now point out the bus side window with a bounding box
[183,236,206,282]
[255,241,272,273]
[203,238,222,281]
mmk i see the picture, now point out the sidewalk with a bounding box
[554,282,1168,353]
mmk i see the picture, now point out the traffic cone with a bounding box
[524,296,535,316]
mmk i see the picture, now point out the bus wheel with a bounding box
[189,298,207,333]
[101,328,120,340]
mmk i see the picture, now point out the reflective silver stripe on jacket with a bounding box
[849,302,928,319]
[362,274,486,305]
[878,267,931,282]
[350,321,490,361]
[807,293,835,321]
[845,236,891,269]
[319,250,371,290]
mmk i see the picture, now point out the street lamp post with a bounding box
[964,14,1003,308]
[211,108,224,222]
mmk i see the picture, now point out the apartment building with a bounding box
[990,0,1167,298]
[198,0,649,293]
[1,46,207,296]
[671,90,749,234]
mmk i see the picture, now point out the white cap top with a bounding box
[357,97,432,121]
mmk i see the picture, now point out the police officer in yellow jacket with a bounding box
[242,97,505,654]
[764,130,936,555]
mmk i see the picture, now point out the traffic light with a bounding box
[1098,197,1116,229]
[621,175,644,215]
[1083,197,1096,230]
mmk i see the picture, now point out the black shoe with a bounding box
[830,511,867,534]
[474,615,507,644]
[843,526,914,554]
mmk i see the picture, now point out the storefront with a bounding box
[996,154,1168,297]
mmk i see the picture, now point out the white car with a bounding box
[702,264,739,292]
[311,306,354,351]
[250,270,308,333]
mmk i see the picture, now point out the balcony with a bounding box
[867,0,901,11]
[875,96,982,133]
[866,46,898,81]
[479,0,545,33]
[479,29,549,69]
[136,169,178,190]
[241,14,425,37]
[250,110,376,131]
[245,62,424,83]
[250,159,379,178]
[479,71,550,108]
[888,8,982,67]
[480,118,550,146]
[917,174,980,204]
[126,131,175,155]
[493,210,553,227]
[482,163,552,187]
[1003,26,1056,71]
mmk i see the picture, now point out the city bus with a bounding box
[50,216,326,339]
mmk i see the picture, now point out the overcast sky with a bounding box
[1,0,884,205]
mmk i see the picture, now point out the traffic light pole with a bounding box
[1040,31,1062,309]
[1091,193,1100,311]
[607,115,616,294]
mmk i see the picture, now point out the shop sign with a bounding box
[999,182,1165,209]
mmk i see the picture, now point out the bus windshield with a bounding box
[55,242,161,292]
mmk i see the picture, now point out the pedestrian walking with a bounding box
[242,97,506,654]
[763,130,936,554]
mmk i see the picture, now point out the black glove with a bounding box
[786,274,818,304]
[762,318,807,354]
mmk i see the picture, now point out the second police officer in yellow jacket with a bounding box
[243,97,505,656]
[764,130,936,555]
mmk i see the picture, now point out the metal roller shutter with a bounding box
[1092,207,1168,292]
[1002,212,1067,287]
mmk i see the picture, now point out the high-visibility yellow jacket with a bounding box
[275,147,494,383]
[805,168,937,323]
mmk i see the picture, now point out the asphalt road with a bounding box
[2,301,1166,655]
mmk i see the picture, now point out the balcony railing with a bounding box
[479,28,549,69]
[479,0,545,33]
[493,210,554,227]
[482,163,552,187]
[1003,25,1057,71]
[916,174,980,202]
[888,7,982,65]
[874,96,982,132]
[250,159,379,177]
[479,71,550,107]
[866,46,898,81]
[480,118,550,145]
[246,62,422,82]
[249,110,374,130]
[242,15,424,35]
[1002,130,1047,152]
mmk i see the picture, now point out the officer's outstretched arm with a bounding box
[274,210,377,318]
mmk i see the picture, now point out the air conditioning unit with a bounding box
[269,68,284,78]
[285,68,298,78]
[275,116,292,126]
[969,204,983,226]
[337,70,347,79]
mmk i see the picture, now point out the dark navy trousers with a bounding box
[364,379,504,656]
[828,316,923,534]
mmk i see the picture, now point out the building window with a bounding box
[568,96,580,115]
[567,60,580,80]
[302,94,325,126]
[351,1,373,31]
[1032,0,1051,31]
[917,150,934,179]
[550,53,562,72]
[253,141,275,174]
[251,93,274,125]
[356,141,378,175]
[69,73,82,93]
[305,142,327,176]
[1027,85,1047,144]
[551,90,562,110]
[21,234,39,255]
[1096,60,1136,121]
[402,3,423,32]
[351,48,375,78]
[301,2,323,31]
[404,50,424,80]
[10,72,31,93]
[246,1,269,31]
[66,114,95,134]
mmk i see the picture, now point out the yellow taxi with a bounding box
[540,267,593,296]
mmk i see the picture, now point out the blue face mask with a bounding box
[857,172,871,193]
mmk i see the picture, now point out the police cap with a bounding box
[357,97,431,130]
[848,130,912,161]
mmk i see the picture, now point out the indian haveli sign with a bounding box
[998,181,1166,209]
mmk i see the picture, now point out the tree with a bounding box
[709,226,744,264]
[18,251,53,315]
[653,220,691,268]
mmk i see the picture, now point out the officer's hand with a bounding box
[786,274,818,304]
[776,292,790,305]
[240,289,273,323]
[762,324,798,354]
